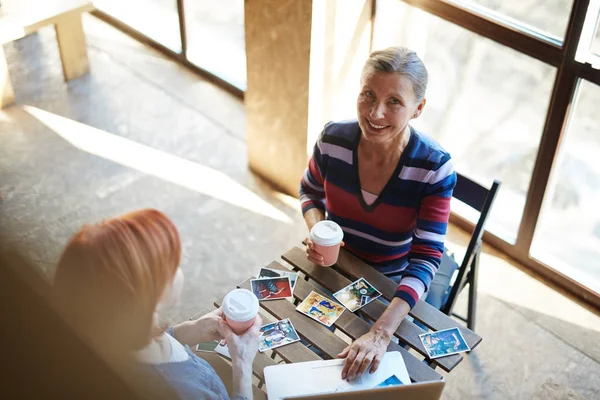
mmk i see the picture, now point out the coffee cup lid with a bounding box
[310,220,344,246]
[222,289,259,322]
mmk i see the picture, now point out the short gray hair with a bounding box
[363,46,428,102]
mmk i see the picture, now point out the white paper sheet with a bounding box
[264,351,410,400]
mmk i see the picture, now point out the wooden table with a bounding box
[1,0,94,108]
[192,245,483,393]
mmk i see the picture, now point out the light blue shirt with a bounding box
[140,327,242,400]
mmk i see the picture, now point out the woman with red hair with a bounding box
[52,209,260,400]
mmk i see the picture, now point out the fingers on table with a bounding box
[356,352,375,378]
[341,347,359,379]
[337,345,350,358]
[369,353,382,374]
[346,350,369,381]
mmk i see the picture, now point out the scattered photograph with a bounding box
[258,267,299,289]
[419,327,470,359]
[296,291,345,327]
[195,341,219,352]
[250,277,293,301]
[258,318,301,352]
[333,278,381,312]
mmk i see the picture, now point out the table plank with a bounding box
[290,246,483,351]
[266,262,443,382]
[188,306,277,382]
[215,292,321,364]
[279,251,462,372]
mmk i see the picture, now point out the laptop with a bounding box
[265,351,443,400]
[284,381,445,400]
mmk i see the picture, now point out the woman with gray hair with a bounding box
[300,46,456,381]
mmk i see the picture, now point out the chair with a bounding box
[423,173,501,330]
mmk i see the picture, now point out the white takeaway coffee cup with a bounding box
[310,220,344,267]
[221,288,260,334]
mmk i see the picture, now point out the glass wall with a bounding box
[184,0,246,90]
[95,0,247,91]
[95,0,182,52]
[532,79,600,295]
[592,17,600,54]
[459,0,574,39]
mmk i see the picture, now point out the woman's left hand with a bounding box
[337,330,391,381]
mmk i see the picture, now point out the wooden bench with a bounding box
[0,0,94,108]
[188,244,484,395]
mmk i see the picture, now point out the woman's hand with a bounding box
[305,237,324,265]
[217,314,262,366]
[337,330,391,381]
[218,315,262,400]
[305,237,345,266]
[172,307,227,346]
[195,308,226,342]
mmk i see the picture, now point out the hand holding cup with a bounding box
[306,221,344,267]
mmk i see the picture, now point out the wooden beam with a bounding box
[245,0,314,196]
[55,13,89,81]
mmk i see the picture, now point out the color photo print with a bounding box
[258,318,300,352]
[296,291,345,327]
[419,327,470,359]
[257,267,299,289]
[333,278,381,312]
[250,277,293,301]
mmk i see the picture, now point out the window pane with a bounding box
[532,80,600,295]
[454,0,573,39]
[592,19,600,54]
[95,0,181,52]
[185,0,246,90]
[374,0,556,242]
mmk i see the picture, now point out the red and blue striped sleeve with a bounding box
[395,155,457,309]
[299,135,327,215]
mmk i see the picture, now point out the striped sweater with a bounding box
[299,121,456,309]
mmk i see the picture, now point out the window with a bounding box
[576,0,600,63]
[185,0,246,90]
[531,79,600,295]
[455,0,574,39]
[95,0,181,52]
[592,13,600,54]
[373,0,556,242]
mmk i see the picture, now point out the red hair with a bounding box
[52,209,181,354]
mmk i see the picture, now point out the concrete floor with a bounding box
[1,15,599,400]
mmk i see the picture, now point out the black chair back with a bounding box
[441,173,501,318]
[455,173,501,265]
